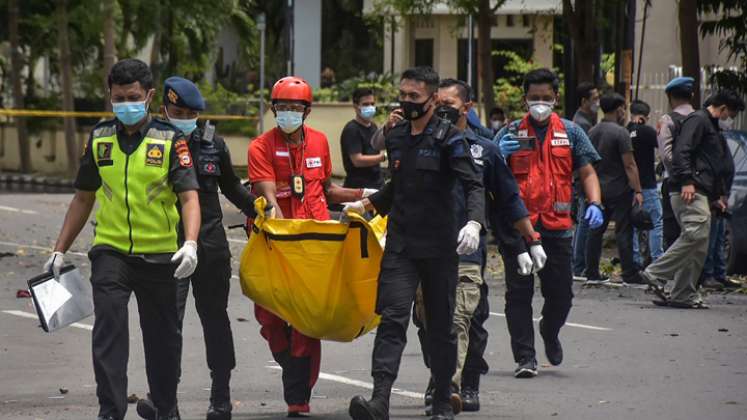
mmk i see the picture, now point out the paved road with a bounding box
[1,192,746,420]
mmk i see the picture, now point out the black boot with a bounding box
[207,371,232,420]
[348,375,391,420]
[430,400,455,420]
[136,396,157,420]
[157,407,181,420]
[460,373,480,412]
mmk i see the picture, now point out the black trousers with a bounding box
[585,191,638,281]
[175,255,236,385]
[502,237,574,363]
[661,179,681,250]
[462,280,489,387]
[90,252,180,420]
[372,250,458,403]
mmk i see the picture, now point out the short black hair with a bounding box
[667,86,694,101]
[107,58,153,90]
[600,92,626,113]
[523,68,560,94]
[401,66,440,94]
[708,89,746,112]
[576,82,597,106]
[439,78,472,103]
[490,107,505,118]
[630,99,651,117]
[352,87,374,104]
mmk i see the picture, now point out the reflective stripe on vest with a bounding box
[508,113,574,231]
[91,125,180,254]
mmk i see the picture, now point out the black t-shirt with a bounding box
[627,122,658,190]
[589,120,634,200]
[340,119,382,188]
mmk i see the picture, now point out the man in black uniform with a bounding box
[136,77,270,420]
[43,59,201,420]
[342,66,485,420]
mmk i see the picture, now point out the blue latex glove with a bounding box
[498,133,520,157]
[584,204,604,229]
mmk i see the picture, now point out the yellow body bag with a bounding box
[239,198,385,342]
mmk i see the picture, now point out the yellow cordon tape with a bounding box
[0,109,256,121]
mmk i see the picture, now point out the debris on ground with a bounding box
[127,394,138,404]
[59,388,68,394]
[16,290,31,298]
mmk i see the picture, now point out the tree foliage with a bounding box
[698,0,747,95]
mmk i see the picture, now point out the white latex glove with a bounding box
[44,251,65,278]
[362,188,378,198]
[529,244,547,273]
[171,240,198,279]
[517,252,534,276]
[342,201,366,216]
[456,220,481,255]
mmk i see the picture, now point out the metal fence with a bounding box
[634,66,747,130]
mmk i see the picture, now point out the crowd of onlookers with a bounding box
[339,76,745,305]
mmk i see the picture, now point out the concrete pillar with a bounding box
[293,0,322,87]
[437,15,458,79]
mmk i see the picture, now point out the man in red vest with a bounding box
[247,76,372,417]
[495,69,603,378]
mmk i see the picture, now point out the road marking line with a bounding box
[490,312,611,331]
[0,205,38,215]
[227,238,245,244]
[2,310,93,331]
[0,241,87,257]
[266,366,423,399]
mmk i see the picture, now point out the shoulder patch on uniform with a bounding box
[175,139,193,168]
[470,144,484,159]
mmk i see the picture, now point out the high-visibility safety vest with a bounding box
[91,124,181,254]
[239,198,383,342]
[508,113,574,231]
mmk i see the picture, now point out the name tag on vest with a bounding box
[275,150,290,157]
[306,157,322,168]
[551,138,570,146]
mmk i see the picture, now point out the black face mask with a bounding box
[401,98,431,120]
[435,105,461,124]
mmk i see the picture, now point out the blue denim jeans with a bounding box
[572,194,589,276]
[702,216,726,279]
[633,188,664,267]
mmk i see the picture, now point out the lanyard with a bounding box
[285,129,305,176]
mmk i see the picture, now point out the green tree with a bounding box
[370,0,507,122]
[698,0,747,95]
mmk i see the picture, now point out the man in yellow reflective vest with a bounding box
[43,58,201,420]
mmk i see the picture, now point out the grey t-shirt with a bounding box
[589,120,633,200]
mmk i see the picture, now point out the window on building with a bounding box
[414,39,434,67]
[458,38,533,101]
[523,15,531,27]
[506,15,515,27]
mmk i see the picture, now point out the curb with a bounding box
[0,172,73,188]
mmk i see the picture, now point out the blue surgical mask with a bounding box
[360,105,376,120]
[112,101,148,126]
[276,110,304,134]
[165,109,198,135]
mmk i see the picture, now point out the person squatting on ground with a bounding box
[413,78,547,415]
[44,58,201,420]
[342,66,486,420]
[247,76,374,417]
[642,89,742,309]
[628,99,664,268]
[496,68,603,378]
[584,93,645,285]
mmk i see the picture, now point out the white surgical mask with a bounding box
[527,100,554,122]
[276,110,304,134]
[490,120,504,130]
[719,117,734,131]
[590,102,600,114]
[165,109,198,135]
[360,105,376,120]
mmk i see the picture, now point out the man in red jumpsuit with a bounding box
[248,76,374,417]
